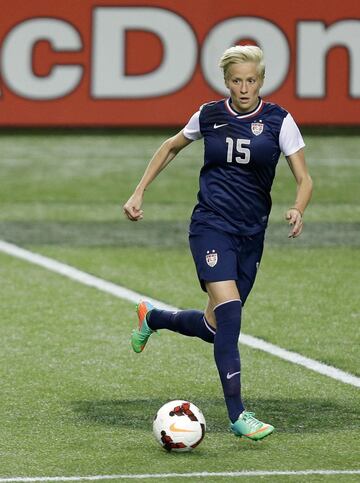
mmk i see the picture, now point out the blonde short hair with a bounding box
[219,45,265,81]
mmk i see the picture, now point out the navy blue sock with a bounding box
[147,309,215,343]
[214,300,244,423]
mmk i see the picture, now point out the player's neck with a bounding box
[229,97,261,115]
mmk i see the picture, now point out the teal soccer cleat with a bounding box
[231,411,274,441]
[131,301,155,353]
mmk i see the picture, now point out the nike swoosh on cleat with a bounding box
[169,423,197,433]
[226,371,241,379]
[214,123,228,129]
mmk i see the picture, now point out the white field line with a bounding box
[1,239,359,389]
[0,470,360,482]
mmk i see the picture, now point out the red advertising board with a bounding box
[0,0,359,126]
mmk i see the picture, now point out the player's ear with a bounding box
[224,76,230,89]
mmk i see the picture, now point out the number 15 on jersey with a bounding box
[226,137,251,164]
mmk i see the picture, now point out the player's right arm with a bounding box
[123,130,193,221]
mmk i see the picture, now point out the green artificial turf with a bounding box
[0,130,359,482]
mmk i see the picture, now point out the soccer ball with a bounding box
[153,400,206,452]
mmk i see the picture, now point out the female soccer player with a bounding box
[123,45,313,441]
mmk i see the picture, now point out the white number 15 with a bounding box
[226,137,251,164]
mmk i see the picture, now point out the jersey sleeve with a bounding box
[279,113,305,156]
[183,110,203,141]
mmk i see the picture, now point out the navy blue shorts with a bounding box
[189,220,265,305]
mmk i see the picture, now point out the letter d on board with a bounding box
[91,7,197,98]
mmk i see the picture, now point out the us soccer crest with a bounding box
[206,250,218,267]
[251,122,264,136]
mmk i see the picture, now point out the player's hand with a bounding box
[123,192,144,221]
[285,208,303,238]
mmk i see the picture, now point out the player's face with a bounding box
[225,62,264,113]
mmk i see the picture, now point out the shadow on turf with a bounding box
[2,220,360,247]
[71,397,357,434]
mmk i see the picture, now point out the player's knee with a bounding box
[205,307,217,329]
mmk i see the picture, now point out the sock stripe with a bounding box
[203,316,216,335]
[213,298,241,311]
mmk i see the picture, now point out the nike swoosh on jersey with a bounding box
[169,423,197,433]
[226,371,241,380]
[213,123,228,129]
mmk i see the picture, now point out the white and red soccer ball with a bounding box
[153,400,206,452]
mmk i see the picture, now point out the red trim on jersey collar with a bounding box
[225,98,264,119]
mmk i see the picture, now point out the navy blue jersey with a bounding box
[183,98,305,235]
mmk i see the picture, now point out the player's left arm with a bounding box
[285,148,313,238]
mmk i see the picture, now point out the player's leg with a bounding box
[130,300,216,353]
[206,280,244,424]
[229,231,274,440]
[140,296,217,343]
[204,297,217,328]
[146,305,215,342]
[208,279,274,440]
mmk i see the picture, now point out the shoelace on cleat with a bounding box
[241,412,262,430]
[133,328,150,342]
